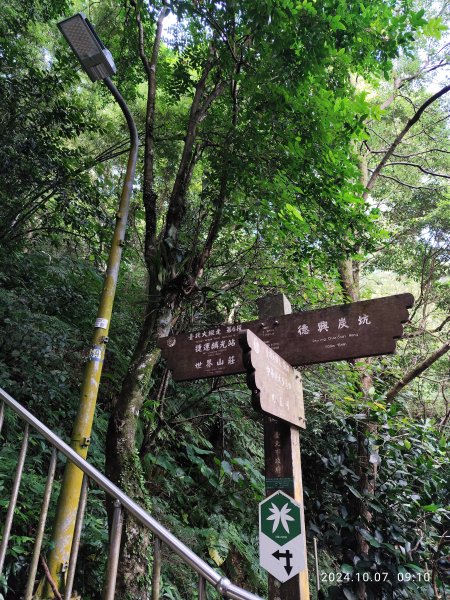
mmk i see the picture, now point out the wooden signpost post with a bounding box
[253,295,310,600]
[157,292,414,599]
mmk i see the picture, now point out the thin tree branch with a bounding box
[385,341,450,402]
[370,148,450,158]
[163,55,223,243]
[374,173,438,190]
[5,226,99,245]
[382,161,450,179]
[40,555,63,600]
[432,316,450,334]
[365,85,450,197]
[133,0,169,267]
[379,56,450,111]
[440,386,450,429]
[188,170,228,289]
[403,114,450,144]
[173,411,221,425]
[198,80,227,121]
[188,4,241,64]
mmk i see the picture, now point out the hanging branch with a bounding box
[162,57,226,247]
[385,341,450,402]
[380,161,450,179]
[133,0,169,265]
[39,555,63,600]
[365,84,450,198]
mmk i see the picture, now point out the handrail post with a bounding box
[63,475,89,600]
[102,500,124,600]
[24,447,58,600]
[198,575,207,599]
[0,400,4,436]
[0,423,29,573]
[151,537,162,600]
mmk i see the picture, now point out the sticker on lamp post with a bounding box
[259,490,306,583]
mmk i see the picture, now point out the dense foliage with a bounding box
[0,0,449,599]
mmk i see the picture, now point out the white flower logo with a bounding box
[266,502,295,533]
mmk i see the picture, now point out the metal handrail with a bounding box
[0,387,263,600]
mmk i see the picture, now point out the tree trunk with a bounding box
[105,271,178,596]
[103,8,229,594]
[340,152,375,600]
[339,77,450,600]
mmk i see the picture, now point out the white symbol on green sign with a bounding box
[267,502,295,533]
[259,491,306,583]
[260,491,301,544]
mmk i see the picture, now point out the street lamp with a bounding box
[43,14,139,597]
[58,13,117,81]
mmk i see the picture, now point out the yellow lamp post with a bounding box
[43,13,139,596]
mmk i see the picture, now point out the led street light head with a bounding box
[58,13,116,82]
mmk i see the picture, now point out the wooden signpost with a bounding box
[157,293,414,600]
[157,293,414,381]
[253,295,310,600]
[239,329,305,428]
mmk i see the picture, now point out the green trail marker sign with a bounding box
[259,491,306,583]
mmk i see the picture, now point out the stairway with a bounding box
[0,386,263,600]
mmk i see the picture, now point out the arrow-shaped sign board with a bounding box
[239,330,305,428]
[259,490,306,583]
[157,293,414,382]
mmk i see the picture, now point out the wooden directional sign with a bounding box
[239,330,305,429]
[157,293,414,381]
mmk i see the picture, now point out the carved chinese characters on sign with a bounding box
[168,323,243,379]
[272,429,283,478]
[239,330,305,429]
[157,293,414,381]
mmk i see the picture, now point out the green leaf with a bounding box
[341,563,354,574]
[406,563,423,573]
[345,484,363,500]
[422,17,447,39]
[410,9,427,28]
[359,529,381,548]
[422,503,440,512]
